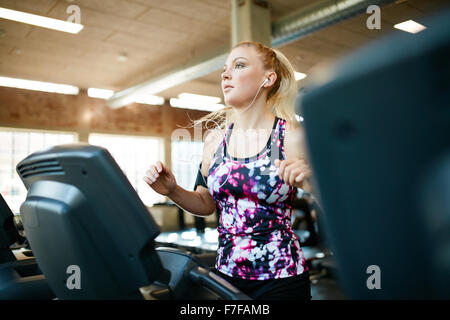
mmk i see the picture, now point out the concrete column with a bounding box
[78,131,89,143]
[161,103,173,170]
[163,136,172,170]
[231,0,271,47]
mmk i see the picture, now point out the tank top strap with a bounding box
[214,117,288,163]
[214,121,234,159]
[268,117,287,160]
[224,117,279,163]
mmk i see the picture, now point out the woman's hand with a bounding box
[274,158,312,188]
[143,161,177,196]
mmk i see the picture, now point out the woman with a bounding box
[144,41,313,300]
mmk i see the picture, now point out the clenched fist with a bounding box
[143,161,177,196]
[274,158,312,188]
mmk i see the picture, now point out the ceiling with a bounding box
[0,0,448,103]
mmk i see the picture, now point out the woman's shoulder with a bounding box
[284,120,303,134]
[280,118,303,140]
[282,120,307,159]
[201,128,226,175]
[204,128,226,149]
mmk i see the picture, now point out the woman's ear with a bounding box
[264,71,277,87]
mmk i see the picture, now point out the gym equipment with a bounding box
[292,189,320,247]
[152,200,188,230]
[193,161,220,232]
[0,194,54,299]
[298,7,450,299]
[16,144,250,300]
[0,195,22,263]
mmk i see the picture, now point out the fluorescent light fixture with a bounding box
[204,228,219,243]
[87,88,114,99]
[117,53,128,62]
[135,94,165,105]
[166,233,178,243]
[295,115,304,122]
[394,20,426,34]
[315,252,325,259]
[105,92,164,107]
[0,7,83,34]
[181,230,197,240]
[178,93,221,104]
[0,76,79,94]
[294,72,307,81]
[170,98,224,112]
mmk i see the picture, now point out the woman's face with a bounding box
[221,46,267,108]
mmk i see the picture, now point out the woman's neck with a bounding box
[227,104,276,159]
[232,99,275,131]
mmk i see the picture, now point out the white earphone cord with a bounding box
[239,78,268,114]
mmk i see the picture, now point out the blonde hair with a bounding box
[193,41,299,130]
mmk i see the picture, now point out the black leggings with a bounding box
[212,269,311,300]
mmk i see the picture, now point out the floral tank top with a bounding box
[207,116,307,280]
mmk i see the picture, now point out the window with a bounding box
[171,140,204,191]
[0,128,76,213]
[88,133,165,207]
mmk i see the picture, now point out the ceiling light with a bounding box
[0,7,83,34]
[87,88,114,99]
[105,92,164,108]
[294,72,307,81]
[170,98,224,112]
[394,20,426,34]
[117,53,128,62]
[83,110,92,122]
[178,93,221,104]
[0,76,79,94]
[295,115,304,122]
[135,94,165,105]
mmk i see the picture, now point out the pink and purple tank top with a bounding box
[207,116,307,280]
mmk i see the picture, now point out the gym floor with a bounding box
[311,278,347,300]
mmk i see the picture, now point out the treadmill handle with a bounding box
[188,266,252,300]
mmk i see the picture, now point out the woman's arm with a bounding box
[166,185,216,216]
[277,123,313,193]
[174,128,224,216]
[144,128,223,216]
